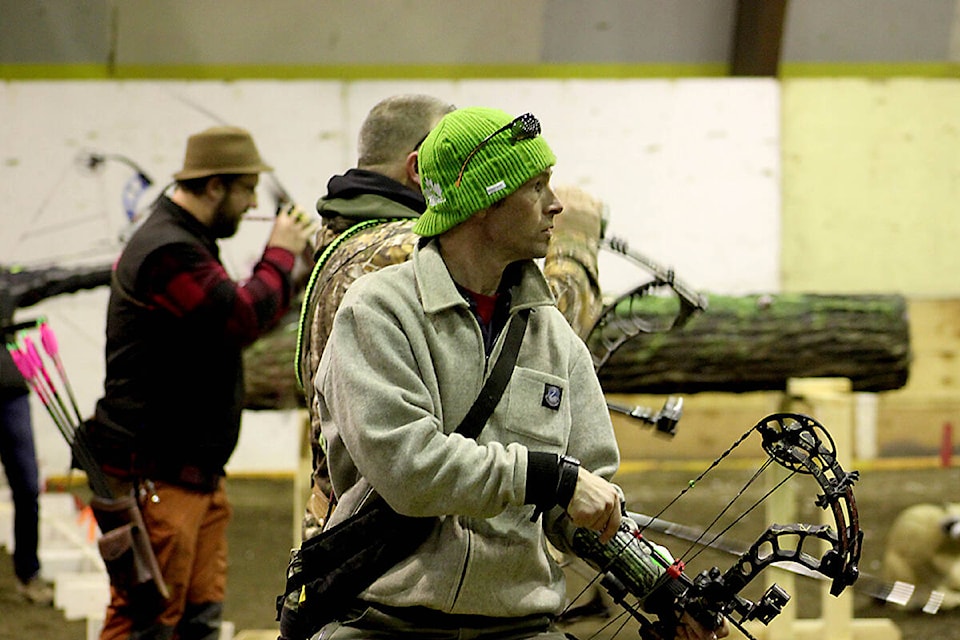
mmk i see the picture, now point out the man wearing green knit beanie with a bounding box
[413,107,556,237]
[313,107,725,640]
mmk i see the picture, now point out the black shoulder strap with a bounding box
[279,305,532,633]
[454,307,530,441]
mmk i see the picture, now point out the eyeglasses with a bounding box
[454,113,541,187]
[227,176,259,195]
[412,132,429,152]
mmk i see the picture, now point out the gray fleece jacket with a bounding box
[316,239,620,618]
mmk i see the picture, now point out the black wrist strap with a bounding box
[454,308,530,440]
[556,455,580,509]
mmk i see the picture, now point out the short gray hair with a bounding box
[357,94,455,168]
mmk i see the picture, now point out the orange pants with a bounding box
[100,478,232,640]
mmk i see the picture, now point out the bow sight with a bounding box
[607,396,683,438]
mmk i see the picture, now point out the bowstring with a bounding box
[15,153,151,267]
[639,424,757,534]
[578,609,636,640]
[645,423,801,565]
[15,161,77,244]
[683,464,796,566]
[674,457,773,561]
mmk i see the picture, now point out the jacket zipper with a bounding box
[451,524,472,606]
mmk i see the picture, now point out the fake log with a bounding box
[243,301,305,410]
[243,292,911,409]
[591,293,910,394]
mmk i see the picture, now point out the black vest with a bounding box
[91,196,243,481]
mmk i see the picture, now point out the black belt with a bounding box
[82,420,222,492]
[150,463,223,493]
[348,600,554,637]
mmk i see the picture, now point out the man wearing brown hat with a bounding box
[81,125,318,640]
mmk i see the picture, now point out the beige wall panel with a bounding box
[897,299,960,395]
[781,78,960,296]
[114,0,547,65]
[877,298,960,455]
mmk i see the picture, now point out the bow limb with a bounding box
[756,413,863,594]
[600,235,708,325]
[588,236,708,370]
[81,152,155,221]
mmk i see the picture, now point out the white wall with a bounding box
[1,79,780,478]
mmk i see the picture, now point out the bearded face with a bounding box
[210,175,259,239]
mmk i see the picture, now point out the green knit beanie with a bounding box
[413,107,556,237]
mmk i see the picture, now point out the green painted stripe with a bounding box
[0,64,116,79]
[780,61,960,78]
[43,454,948,484]
[3,61,958,81]
[618,454,947,475]
[0,62,729,80]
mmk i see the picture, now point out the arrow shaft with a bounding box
[626,510,942,612]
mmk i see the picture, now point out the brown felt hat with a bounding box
[173,125,273,180]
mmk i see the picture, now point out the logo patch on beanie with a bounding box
[541,384,563,410]
[423,177,445,207]
[486,180,507,196]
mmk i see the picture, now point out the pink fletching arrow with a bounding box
[40,321,59,358]
[37,322,83,423]
[7,345,32,380]
[22,336,63,401]
[23,336,43,370]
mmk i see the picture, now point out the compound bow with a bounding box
[589,235,709,370]
[570,412,862,640]
[14,149,156,267]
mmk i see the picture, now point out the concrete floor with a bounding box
[3,468,960,640]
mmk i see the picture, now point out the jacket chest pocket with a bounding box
[501,367,569,451]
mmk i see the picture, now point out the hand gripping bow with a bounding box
[571,413,862,640]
